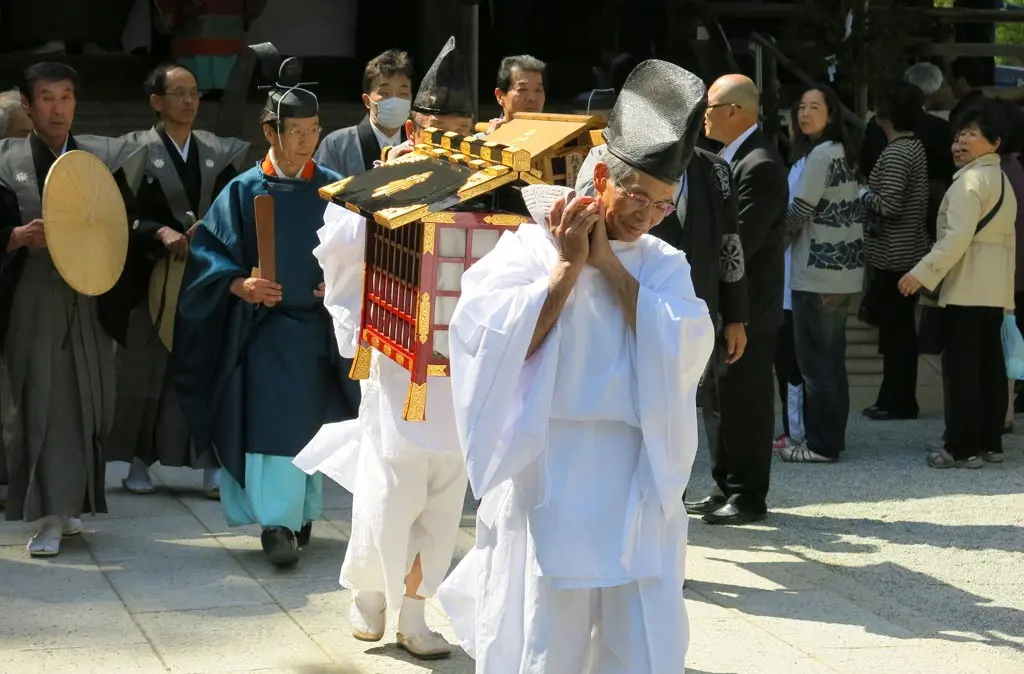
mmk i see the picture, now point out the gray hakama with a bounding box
[105,128,248,469]
[0,133,144,523]
[2,251,115,521]
[106,307,212,468]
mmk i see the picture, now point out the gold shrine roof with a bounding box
[319,114,605,229]
[481,112,603,158]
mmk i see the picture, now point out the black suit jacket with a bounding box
[728,129,789,334]
[650,147,748,327]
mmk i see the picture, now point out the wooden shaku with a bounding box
[319,120,604,421]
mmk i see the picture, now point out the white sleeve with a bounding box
[314,202,366,359]
[448,229,558,499]
[633,243,716,521]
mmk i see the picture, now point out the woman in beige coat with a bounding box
[899,99,1016,468]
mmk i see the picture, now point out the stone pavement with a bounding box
[2,410,1023,674]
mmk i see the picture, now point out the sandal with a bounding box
[926,450,982,469]
[778,443,836,463]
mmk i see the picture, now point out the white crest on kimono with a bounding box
[14,171,28,183]
[152,158,166,169]
[712,163,732,200]
[720,233,745,283]
[205,159,215,168]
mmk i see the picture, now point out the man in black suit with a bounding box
[684,74,789,525]
[648,148,749,351]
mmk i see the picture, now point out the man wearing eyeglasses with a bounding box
[575,121,749,375]
[110,63,249,500]
[684,74,789,526]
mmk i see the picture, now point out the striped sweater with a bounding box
[862,136,931,272]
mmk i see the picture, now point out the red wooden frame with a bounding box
[354,211,528,389]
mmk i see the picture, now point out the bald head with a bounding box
[704,74,760,144]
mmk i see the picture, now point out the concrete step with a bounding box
[846,342,880,359]
[848,372,883,388]
[847,326,879,344]
[847,358,884,375]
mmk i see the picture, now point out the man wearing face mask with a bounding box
[314,50,413,177]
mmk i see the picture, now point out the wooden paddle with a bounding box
[252,195,276,283]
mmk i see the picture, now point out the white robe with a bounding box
[436,184,715,674]
[293,203,467,609]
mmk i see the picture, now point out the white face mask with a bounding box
[373,96,411,130]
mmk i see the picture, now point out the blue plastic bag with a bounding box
[1002,314,1024,381]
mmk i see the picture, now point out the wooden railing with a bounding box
[693,1,1024,62]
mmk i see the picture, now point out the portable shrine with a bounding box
[320,127,556,421]
[475,112,605,187]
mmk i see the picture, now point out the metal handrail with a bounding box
[748,32,865,132]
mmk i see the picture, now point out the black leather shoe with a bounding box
[295,522,313,547]
[702,503,767,526]
[866,407,918,421]
[861,405,879,417]
[261,526,299,568]
[684,495,726,516]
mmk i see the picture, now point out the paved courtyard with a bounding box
[1,409,1023,674]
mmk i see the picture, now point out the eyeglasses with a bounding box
[282,126,323,140]
[706,102,740,111]
[612,183,676,216]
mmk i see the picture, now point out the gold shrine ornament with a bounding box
[372,171,433,198]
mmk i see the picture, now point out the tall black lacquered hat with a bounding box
[251,42,319,120]
[603,60,708,185]
[411,36,473,118]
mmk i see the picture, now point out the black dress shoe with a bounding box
[862,405,879,417]
[702,503,767,526]
[295,522,313,547]
[261,526,299,568]
[866,407,918,421]
[684,495,726,516]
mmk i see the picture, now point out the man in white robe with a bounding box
[436,60,716,673]
[292,35,475,661]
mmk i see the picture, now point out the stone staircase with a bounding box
[846,300,883,387]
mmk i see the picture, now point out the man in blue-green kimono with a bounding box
[173,44,358,567]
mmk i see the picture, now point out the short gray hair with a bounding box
[603,152,640,188]
[0,89,22,138]
[497,55,546,92]
[904,62,944,98]
[0,89,24,138]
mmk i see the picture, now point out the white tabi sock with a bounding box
[203,468,221,492]
[124,458,154,492]
[398,596,430,636]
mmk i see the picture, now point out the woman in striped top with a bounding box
[860,82,932,421]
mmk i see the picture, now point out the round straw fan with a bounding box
[148,255,187,351]
[42,150,128,296]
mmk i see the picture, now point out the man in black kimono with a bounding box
[0,61,146,557]
[685,74,789,525]
[314,50,413,177]
[575,146,748,344]
[108,63,250,499]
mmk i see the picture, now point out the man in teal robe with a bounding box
[173,45,358,567]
